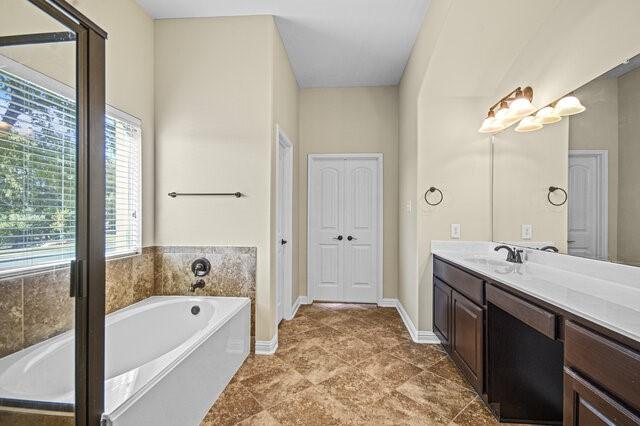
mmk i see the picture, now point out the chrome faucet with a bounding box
[189,278,205,293]
[494,245,524,264]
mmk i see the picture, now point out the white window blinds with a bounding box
[0,58,141,274]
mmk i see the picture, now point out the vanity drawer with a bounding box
[486,285,556,339]
[565,321,640,412]
[433,258,483,305]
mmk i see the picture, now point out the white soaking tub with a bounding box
[0,296,250,426]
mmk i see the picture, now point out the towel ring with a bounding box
[424,187,443,206]
[548,186,567,206]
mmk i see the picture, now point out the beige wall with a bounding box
[154,16,273,340]
[618,67,640,266]
[569,77,619,260]
[493,122,569,252]
[2,0,156,247]
[399,0,640,331]
[298,86,399,299]
[155,16,296,342]
[271,24,301,311]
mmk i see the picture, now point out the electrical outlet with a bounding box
[405,200,412,213]
[451,224,461,239]
[521,224,532,240]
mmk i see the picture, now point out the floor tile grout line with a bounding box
[449,395,479,424]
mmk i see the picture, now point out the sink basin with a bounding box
[463,255,511,267]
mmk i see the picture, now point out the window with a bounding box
[0,56,141,274]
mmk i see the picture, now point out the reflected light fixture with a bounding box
[0,121,11,131]
[515,116,543,132]
[478,110,504,133]
[534,106,562,124]
[554,95,586,116]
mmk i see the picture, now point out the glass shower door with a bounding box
[0,1,82,424]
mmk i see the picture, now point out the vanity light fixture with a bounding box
[515,116,543,132]
[534,106,562,124]
[478,86,535,133]
[478,110,504,133]
[509,87,536,118]
[554,95,586,116]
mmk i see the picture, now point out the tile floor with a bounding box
[201,303,502,425]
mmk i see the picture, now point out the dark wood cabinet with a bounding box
[432,255,640,425]
[564,368,640,426]
[433,278,451,350]
[451,290,483,394]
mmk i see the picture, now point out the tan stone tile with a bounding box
[240,366,312,408]
[324,335,380,365]
[313,302,371,311]
[276,345,350,385]
[326,317,379,335]
[277,315,324,340]
[361,390,448,425]
[231,354,289,383]
[356,352,423,389]
[236,410,281,425]
[300,308,351,326]
[396,371,476,423]
[200,382,262,426]
[449,397,500,425]
[0,411,73,426]
[428,356,474,391]
[23,268,74,347]
[268,386,364,425]
[389,341,448,369]
[278,326,349,352]
[0,278,23,357]
[354,327,410,352]
[319,367,391,409]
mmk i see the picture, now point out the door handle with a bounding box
[281,239,288,245]
[333,235,343,241]
[347,236,357,241]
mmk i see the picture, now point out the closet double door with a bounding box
[308,155,381,303]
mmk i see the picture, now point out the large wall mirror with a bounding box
[492,52,640,267]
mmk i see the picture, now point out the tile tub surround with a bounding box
[431,241,640,343]
[201,303,500,426]
[154,246,257,338]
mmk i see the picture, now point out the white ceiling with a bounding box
[135,0,430,88]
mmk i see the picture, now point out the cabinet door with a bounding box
[564,368,640,426]
[433,278,452,351]
[452,291,484,393]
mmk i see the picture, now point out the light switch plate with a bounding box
[451,224,461,239]
[405,200,412,213]
[521,224,532,240]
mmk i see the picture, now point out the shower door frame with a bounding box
[1,1,107,424]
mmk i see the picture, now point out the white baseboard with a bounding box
[377,298,398,308]
[382,298,441,344]
[254,332,278,355]
[287,296,305,320]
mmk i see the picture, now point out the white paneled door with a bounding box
[308,155,382,303]
[568,150,607,260]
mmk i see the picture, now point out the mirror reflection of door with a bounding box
[568,151,607,260]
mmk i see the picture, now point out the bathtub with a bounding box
[0,296,250,425]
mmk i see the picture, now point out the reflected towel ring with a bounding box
[424,187,443,206]
[548,186,567,206]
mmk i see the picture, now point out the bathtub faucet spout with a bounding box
[189,279,205,293]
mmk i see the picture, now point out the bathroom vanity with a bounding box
[431,244,640,425]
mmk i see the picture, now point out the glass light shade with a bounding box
[478,116,504,133]
[534,106,562,124]
[555,96,585,116]
[509,97,537,118]
[515,116,543,132]
[495,107,521,128]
